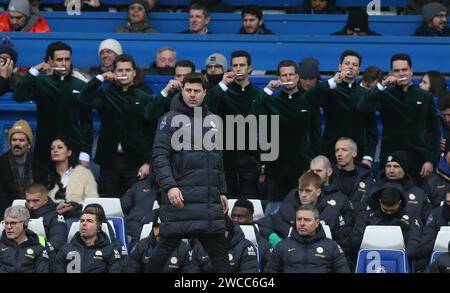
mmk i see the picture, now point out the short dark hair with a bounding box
[80,209,101,229]
[46,41,72,60]
[340,50,362,66]
[25,183,48,196]
[176,60,196,72]
[83,203,107,224]
[380,187,402,206]
[190,3,209,17]
[296,205,320,220]
[183,72,206,89]
[438,92,450,111]
[241,5,263,20]
[298,171,322,189]
[277,60,298,76]
[391,53,412,69]
[231,50,252,66]
[233,198,254,214]
[113,54,136,70]
[362,66,383,84]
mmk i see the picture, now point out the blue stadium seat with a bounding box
[107,216,129,253]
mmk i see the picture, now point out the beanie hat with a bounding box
[298,57,320,79]
[386,151,409,173]
[98,39,123,57]
[205,53,228,72]
[422,2,447,23]
[0,37,18,64]
[8,119,33,144]
[8,0,31,17]
[130,0,150,14]
[345,9,369,33]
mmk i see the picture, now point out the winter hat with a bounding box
[98,39,123,57]
[298,57,320,79]
[205,53,228,72]
[385,151,409,172]
[422,2,447,23]
[8,0,31,17]
[345,9,369,33]
[130,0,150,14]
[8,119,33,144]
[0,37,18,64]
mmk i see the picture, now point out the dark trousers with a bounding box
[147,234,231,273]
[224,152,259,198]
[99,155,138,197]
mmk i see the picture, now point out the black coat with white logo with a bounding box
[124,233,192,273]
[265,224,350,273]
[351,182,422,259]
[152,94,227,238]
[323,178,355,226]
[258,188,350,251]
[53,231,122,273]
[0,230,49,273]
[191,223,259,273]
[368,172,432,225]
[422,172,449,208]
[421,204,450,258]
[29,199,67,251]
[332,162,375,212]
[120,176,159,247]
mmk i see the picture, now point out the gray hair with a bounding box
[156,47,177,59]
[296,205,320,220]
[4,206,30,223]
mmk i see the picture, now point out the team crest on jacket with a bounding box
[409,194,416,200]
[228,253,234,261]
[27,248,34,255]
[316,247,324,254]
[359,182,366,189]
[95,250,103,256]
[327,200,336,206]
[57,215,65,223]
[170,257,178,264]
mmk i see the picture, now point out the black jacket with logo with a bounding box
[421,204,450,258]
[265,224,350,273]
[0,230,49,273]
[53,231,122,273]
[423,171,449,208]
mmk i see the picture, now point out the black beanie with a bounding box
[0,37,18,64]
[386,151,409,173]
[345,9,369,33]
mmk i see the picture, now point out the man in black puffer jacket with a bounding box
[121,174,159,248]
[53,209,122,273]
[25,183,67,252]
[191,216,259,273]
[265,205,350,273]
[150,72,230,273]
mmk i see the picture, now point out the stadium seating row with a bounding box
[41,12,423,36]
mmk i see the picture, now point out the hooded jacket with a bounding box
[53,231,122,273]
[265,224,350,273]
[425,241,450,273]
[421,203,450,258]
[29,200,67,251]
[191,223,259,273]
[423,156,450,207]
[414,24,450,36]
[0,8,51,32]
[0,229,49,273]
[322,177,355,226]
[124,231,192,273]
[351,182,422,259]
[152,93,227,238]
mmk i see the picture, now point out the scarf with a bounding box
[8,152,33,198]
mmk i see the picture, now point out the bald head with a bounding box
[310,155,333,185]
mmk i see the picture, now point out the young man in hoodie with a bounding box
[0,0,50,32]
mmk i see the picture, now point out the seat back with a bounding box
[433,226,450,252]
[227,199,265,221]
[355,249,409,273]
[106,216,128,252]
[140,223,153,241]
[83,198,124,217]
[67,221,110,242]
[28,218,47,239]
[11,199,26,206]
[360,226,405,250]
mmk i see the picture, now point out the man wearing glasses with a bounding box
[0,206,50,272]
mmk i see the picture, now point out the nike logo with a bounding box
[1,248,8,251]
[143,189,150,192]
[288,248,295,252]
[417,101,422,104]
[72,90,80,94]
[301,109,308,112]
[135,102,140,105]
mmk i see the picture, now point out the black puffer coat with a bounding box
[152,94,227,238]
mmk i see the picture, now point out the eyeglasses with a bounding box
[2,220,24,227]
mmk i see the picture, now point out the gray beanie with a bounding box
[8,0,31,17]
[422,2,447,23]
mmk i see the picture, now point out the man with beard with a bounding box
[0,120,48,219]
[25,183,67,252]
[204,53,227,90]
[237,5,274,35]
[13,41,93,166]
[414,2,450,36]
[0,0,51,32]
